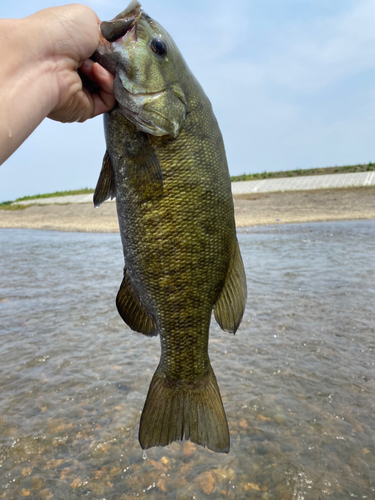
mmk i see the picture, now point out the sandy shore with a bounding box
[0,186,374,232]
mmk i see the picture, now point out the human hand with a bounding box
[0,4,116,164]
[32,4,116,123]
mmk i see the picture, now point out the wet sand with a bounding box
[0,186,374,232]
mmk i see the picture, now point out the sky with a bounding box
[1,0,375,202]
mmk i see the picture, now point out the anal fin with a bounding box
[214,238,247,334]
[94,150,116,208]
[116,268,157,337]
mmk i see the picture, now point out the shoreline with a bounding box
[0,186,374,233]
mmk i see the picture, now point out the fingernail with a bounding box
[81,59,92,70]
[95,64,108,77]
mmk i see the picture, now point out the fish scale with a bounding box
[93,1,247,453]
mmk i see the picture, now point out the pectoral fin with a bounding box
[116,268,158,337]
[93,151,116,208]
[214,238,247,334]
[126,135,163,202]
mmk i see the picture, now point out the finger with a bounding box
[80,60,114,95]
[91,62,115,95]
[78,60,115,119]
[79,59,95,78]
[98,87,116,112]
[79,87,116,121]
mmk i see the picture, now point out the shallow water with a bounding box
[0,220,374,499]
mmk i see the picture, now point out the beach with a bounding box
[0,186,374,232]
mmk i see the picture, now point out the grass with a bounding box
[0,188,94,210]
[231,162,375,182]
[0,201,31,211]
[14,188,94,202]
[1,162,374,208]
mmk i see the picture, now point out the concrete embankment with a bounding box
[1,181,374,231]
[13,170,375,207]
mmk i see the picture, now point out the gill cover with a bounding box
[96,2,188,137]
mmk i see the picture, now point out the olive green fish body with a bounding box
[94,2,247,453]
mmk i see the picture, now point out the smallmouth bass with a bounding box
[93,0,247,453]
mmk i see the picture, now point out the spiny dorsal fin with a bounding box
[116,268,158,337]
[214,238,247,334]
[93,151,116,208]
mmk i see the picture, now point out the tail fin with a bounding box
[139,364,229,453]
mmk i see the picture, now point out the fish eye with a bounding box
[150,36,167,57]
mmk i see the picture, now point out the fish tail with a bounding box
[139,364,229,453]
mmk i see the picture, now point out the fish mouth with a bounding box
[93,2,142,74]
[100,1,142,45]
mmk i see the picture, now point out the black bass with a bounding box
[93,0,247,453]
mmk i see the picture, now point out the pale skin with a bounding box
[0,4,116,165]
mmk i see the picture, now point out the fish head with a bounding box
[95,1,188,137]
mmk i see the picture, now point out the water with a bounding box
[0,220,374,499]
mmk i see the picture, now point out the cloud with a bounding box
[263,0,375,90]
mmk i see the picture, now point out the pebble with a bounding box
[239,418,248,429]
[70,478,84,488]
[179,463,194,476]
[31,477,44,490]
[45,459,64,469]
[183,441,196,457]
[39,489,53,499]
[257,414,272,422]
[195,471,216,495]
[4,427,16,436]
[213,467,236,482]
[100,443,112,453]
[244,482,261,491]
[156,477,168,493]
[149,460,164,471]
[48,420,72,434]
[274,414,285,425]
[87,481,105,495]
[110,467,122,476]
[95,467,107,479]
[60,468,70,480]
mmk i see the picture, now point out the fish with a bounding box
[93,0,247,453]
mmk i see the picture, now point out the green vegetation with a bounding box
[231,162,375,182]
[15,188,94,202]
[1,162,374,207]
[0,188,95,210]
[0,201,31,211]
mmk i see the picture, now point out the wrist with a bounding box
[17,14,62,115]
[0,17,59,163]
